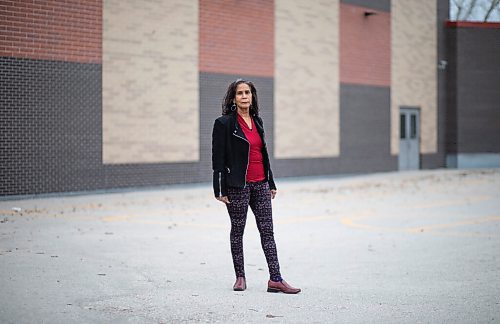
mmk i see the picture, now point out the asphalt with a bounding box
[1,169,499,323]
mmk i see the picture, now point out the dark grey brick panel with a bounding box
[0,58,200,196]
[340,0,390,12]
[421,153,444,169]
[455,28,500,153]
[0,57,104,195]
[339,84,396,172]
[274,157,343,178]
[446,28,458,154]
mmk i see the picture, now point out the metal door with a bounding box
[399,107,420,170]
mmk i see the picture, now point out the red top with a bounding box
[237,113,266,183]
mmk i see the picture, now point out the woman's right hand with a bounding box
[216,196,230,204]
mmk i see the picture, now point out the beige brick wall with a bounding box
[103,0,199,164]
[275,0,340,159]
[391,0,437,154]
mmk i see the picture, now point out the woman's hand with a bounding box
[270,189,277,199]
[216,196,230,204]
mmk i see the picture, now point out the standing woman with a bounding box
[212,79,301,294]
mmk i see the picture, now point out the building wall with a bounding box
[199,0,274,78]
[340,3,390,87]
[274,0,339,159]
[446,22,500,168]
[0,58,103,194]
[0,1,103,195]
[339,84,395,173]
[423,0,448,169]
[198,0,275,184]
[391,0,438,155]
[273,0,396,177]
[103,0,199,164]
[0,0,101,63]
[1,0,452,196]
[338,2,394,173]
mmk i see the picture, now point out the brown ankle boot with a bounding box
[267,279,301,294]
[233,277,246,291]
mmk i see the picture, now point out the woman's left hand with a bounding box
[270,189,277,199]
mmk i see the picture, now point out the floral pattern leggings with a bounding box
[226,181,282,280]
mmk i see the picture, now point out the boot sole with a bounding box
[267,287,301,294]
[267,287,281,293]
[233,284,247,291]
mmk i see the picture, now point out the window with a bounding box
[400,114,406,139]
[410,114,417,139]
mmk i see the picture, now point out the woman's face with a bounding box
[234,83,252,110]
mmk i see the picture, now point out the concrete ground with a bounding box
[0,169,499,323]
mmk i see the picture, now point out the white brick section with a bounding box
[103,0,199,164]
[275,0,340,158]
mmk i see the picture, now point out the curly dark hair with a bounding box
[221,79,259,116]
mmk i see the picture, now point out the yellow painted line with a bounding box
[410,195,491,210]
[99,212,340,229]
[421,230,499,238]
[101,211,220,223]
[126,219,227,229]
[101,215,134,222]
[340,217,402,233]
[275,215,337,225]
[123,214,339,229]
[341,215,500,236]
[0,210,17,216]
[339,195,494,224]
[406,215,500,233]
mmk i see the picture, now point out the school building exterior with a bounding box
[1,0,499,196]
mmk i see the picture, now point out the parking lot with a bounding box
[1,169,499,323]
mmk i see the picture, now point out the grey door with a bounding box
[399,107,420,170]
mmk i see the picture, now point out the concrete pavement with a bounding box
[1,169,499,323]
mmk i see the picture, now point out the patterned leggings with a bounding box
[226,181,282,280]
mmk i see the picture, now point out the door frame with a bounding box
[398,106,421,170]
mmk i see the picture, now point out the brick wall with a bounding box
[391,0,438,155]
[198,0,276,188]
[0,1,454,196]
[448,22,500,153]
[0,0,101,63]
[0,0,102,195]
[340,3,390,86]
[199,0,274,77]
[102,0,199,164]
[274,0,340,159]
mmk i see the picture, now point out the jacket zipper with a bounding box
[232,132,250,188]
[218,172,222,197]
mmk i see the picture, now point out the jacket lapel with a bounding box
[253,116,267,145]
[231,112,248,142]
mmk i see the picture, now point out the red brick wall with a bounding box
[340,3,390,87]
[0,0,101,63]
[199,0,274,77]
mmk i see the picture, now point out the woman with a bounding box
[212,79,301,294]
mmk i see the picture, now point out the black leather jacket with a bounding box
[212,111,276,197]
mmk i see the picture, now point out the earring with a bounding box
[231,104,236,111]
